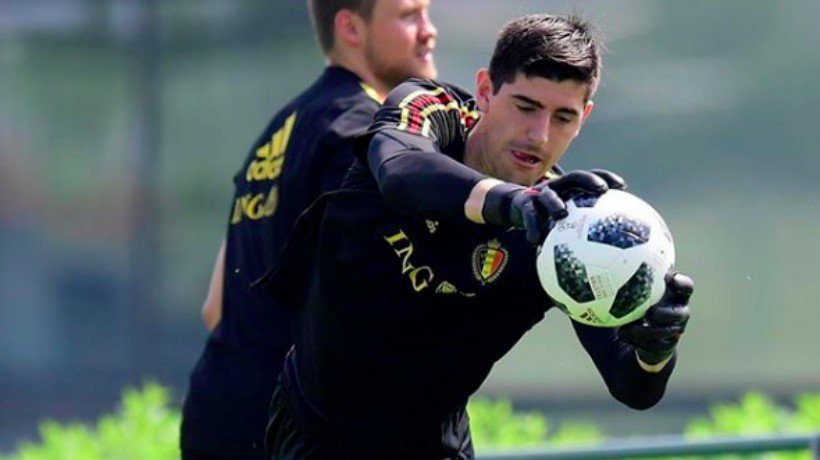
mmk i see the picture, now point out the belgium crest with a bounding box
[472,239,509,284]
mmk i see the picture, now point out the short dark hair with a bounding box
[308,0,378,54]
[489,14,603,99]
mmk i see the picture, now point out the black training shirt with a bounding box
[182,66,381,454]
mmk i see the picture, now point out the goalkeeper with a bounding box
[263,13,694,459]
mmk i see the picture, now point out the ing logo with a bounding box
[230,185,278,225]
[383,229,435,292]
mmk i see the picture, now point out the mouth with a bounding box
[509,149,542,169]
[417,47,434,62]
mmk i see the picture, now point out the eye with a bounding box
[402,9,421,20]
[516,104,536,113]
[555,114,574,124]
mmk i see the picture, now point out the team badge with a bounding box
[472,239,509,284]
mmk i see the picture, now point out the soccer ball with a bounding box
[536,190,675,327]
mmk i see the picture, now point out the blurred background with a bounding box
[1,0,819,451]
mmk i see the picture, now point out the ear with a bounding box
[334,9,365,49]
[475,69,493,112]
[574,100,595,138]
[583,100,595,119]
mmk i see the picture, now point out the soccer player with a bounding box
[180,1,438,459]
[262,14,694,459]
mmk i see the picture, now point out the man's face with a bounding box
[362,0,438,87]
[466,70,594,186]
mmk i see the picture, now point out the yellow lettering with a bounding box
[272,129,284,162]
[383,230,409,245]
[393,245,414,274]
[231,198,243,224]
[409,266,434,292]
[256,142,272,159]
[383,229,435,292]
[245,194,265,220]
[262,185,278,216]
[244,111,297,183]
[269,152,284,180]
[281,112,296,149]
[230,185,280,225]
[246,144,269,181]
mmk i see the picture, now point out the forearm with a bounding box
[573,322,676,410]
[369,131,489,223]
[606,343,676,410]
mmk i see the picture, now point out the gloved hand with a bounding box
[618,272,694,366]
[483,169,626,245]
[587,169,627,191]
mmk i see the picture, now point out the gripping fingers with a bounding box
[534,187,568,221]
[647,304,690,327]
[521,202,545,245]
[589,169,627,190]
[665,272,695,304]
[622,324,683,351]
[549,170,608,197]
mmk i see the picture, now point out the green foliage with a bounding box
[686,392,792,436]
[466,397,602,450]
[684,392,820,460]
[1,383,180,460]
[3,385,819,459]
[792,393,820,432]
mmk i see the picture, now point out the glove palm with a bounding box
[618,272,694,365]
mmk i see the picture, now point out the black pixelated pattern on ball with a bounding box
[610,262,654,318]
[573,194,599,208]
[587,214,651,249]
[554,244,595,303]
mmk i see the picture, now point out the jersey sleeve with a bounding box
[358,79,488,222]
[571,321,676,409]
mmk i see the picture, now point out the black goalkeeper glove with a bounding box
[482,169,626,245]
[586,169,627,191]
[618,272,694,366]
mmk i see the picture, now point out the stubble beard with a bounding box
[365,42,435,90]
[465,127,508,182]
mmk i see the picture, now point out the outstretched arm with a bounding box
[368,130,488,221]
[368,130,611,242]
[364,79,614,240]
[572,272,694,409]
[572,321,675,410]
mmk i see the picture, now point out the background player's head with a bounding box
[308,0,438,98]
[465,14,602,187]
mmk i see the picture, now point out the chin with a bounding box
[505,175,533,187]
[413,65,437,80]
[521,174,544,187]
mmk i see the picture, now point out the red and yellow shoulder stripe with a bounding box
[395,87,479,138]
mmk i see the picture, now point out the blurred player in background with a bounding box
[180,1,438,459]
[262,14,694,459]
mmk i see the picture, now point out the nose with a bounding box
[528,117,550,147]
[419,10,438,42]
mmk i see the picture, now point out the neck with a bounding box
[326,50,390,100]
[463,121,486,173]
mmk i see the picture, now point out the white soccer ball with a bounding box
[536,189,675,327]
